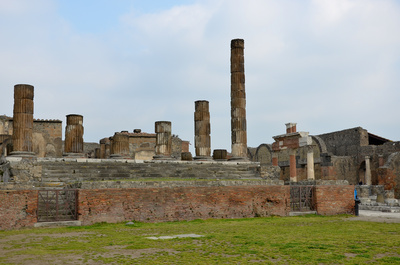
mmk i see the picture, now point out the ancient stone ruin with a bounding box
[0,39,399,230]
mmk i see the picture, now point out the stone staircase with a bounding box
[36,159,262,188]
[357,185,400,213]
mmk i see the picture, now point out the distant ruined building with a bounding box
[248,125,400,199]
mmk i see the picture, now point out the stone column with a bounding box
[289,149,297,182]
[99,138,106,159]
[194,100,211,160]
[11,84,35,156]
[213,149,227,161]
[153,121,172,160]
[307,145,315,180]
[110,132,130,158]
[272,152,279,166]
[64,114,84,156]
[230,38,247,160]
[365,156,372,185]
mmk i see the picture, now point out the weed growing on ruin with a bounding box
[0,215,399,264]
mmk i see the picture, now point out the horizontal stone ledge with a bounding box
[77,179,284,189]
[34,221,81,228]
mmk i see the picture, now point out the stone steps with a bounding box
[359,205,400,213]
[39,161,262,185]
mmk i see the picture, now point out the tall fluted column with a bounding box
[153,121,172,160]
[194,100,211,160]
[110,132,130,158]
[11,84,35,156]
[230,39,247,160]
[307,145,315,180]
[64,114,84,156]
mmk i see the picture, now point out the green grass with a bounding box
[0,215,399,264]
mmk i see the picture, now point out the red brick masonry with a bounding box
[78,186,291,225]
[0,185,355,230]
[314,185,354,215]
[0,190,38,230]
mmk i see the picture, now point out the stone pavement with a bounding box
[346,210,400,223]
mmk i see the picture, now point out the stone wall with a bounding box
[314,185,354,215]
[77,185,290,225]
[33,120,62,157]
[0,181,355,229]
[0,190,38,230]
[318,127,368,156]
[377,152,400,198]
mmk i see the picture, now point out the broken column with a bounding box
[99,138,108,159]
[289,149,297,182]
[365,156,372,185]
[194,100,211,160]
[307,145,315,180]
[230,38,247,160]
[11,84,35,156]
[110,132,130,159]
[153,121,172,160]
[64,114,84,156]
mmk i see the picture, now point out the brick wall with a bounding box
[77,185,290,225]
[314,185,354,215]
[0,190,38,230]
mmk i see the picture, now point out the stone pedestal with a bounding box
[194,100,211,160]
[307,145,315,180]
[64,114,84,157]
[110,133,130,159]
[153,121,172,160]
[230,39,247,160]
[213,149,227,161]
[10,84,35,157]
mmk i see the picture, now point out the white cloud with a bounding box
[0,0,399,153]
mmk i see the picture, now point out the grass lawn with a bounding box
[0,215,399,264]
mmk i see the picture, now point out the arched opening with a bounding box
[358,161,366,185]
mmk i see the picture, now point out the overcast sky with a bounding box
[1,0,399,153]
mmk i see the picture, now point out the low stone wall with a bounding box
[77,185,290,225]
[0,190,38,230]
[314,185,354,215]
[0,183,355,230]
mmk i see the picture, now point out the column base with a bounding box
[9,151,35,157]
